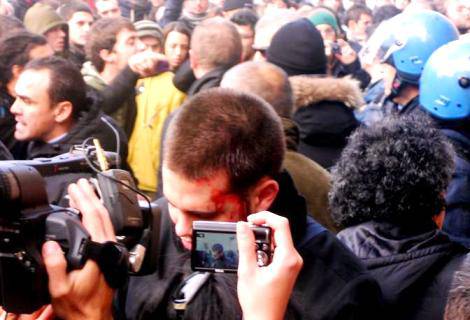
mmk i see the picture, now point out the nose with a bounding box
[136,39,146,53]
[173,210,193,238]
[10,99,21,115]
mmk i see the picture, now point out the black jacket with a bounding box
[26,93,129,169]
[290,75,363,170]
[117,171,382,320]
[338,221,469,320]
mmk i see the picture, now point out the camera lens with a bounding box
[0,166,20,202]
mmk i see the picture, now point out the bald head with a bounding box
[221,61,293,118]
[191,17,242,72]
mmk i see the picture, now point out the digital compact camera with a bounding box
[191,221,272,273]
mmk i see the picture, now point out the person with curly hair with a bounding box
[330,114,470,320]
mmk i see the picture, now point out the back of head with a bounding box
[85,17,134,72]
[0,31,47,89]
[57,1,92,21]
[24,56,87,120]
[23,2,67,35]
[329,114,455,228]
[0,14,24,38]
[164,88,285,192]
[191,17,242,70]
[267,18,326,76]
[221,61,293,118]
[419,39,470,122]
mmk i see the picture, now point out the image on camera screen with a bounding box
[192,230,239,272]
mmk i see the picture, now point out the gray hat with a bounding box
[134,20,164,43]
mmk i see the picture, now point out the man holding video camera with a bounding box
[40,88,381,319]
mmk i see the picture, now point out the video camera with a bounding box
[0,146,161,313]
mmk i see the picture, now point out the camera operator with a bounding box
[37,179,302,320]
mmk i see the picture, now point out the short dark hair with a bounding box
[0,31,47,89]
[372,4,401,24]
[0,15,24,38]
[24,56,87,120]
[329,114,455,228]
[191,17,242,70]
[58,1,93,21]
[345,4,372,24]
[86,17,134,72]
[230,8,258,30]
[163,21,192,44]
[164,88,285,192]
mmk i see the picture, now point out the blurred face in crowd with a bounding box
[11,69,61,142]
[113,28,143,70]
[45,25,67,53]
[324,0,342,11]
[68,11,94,47]
[140,35,162,53]
[164,30,190,70]
[446,0,470,33]
[235,24,255,61]
[96,0,122,18]
[183,0,209,15]
[349,13,372,39]
[163,166,250,251]
[316,23,337,43]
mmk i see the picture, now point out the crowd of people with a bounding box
[0,0,470,318]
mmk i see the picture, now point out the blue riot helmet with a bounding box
[361,10,459,85]
[419,39,470,120]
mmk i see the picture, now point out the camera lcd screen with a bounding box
[191,230,239,273]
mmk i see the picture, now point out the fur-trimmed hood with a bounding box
[290,75,364,111]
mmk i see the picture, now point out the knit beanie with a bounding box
[223,0,252,12]
[309,9,340,34]
[267,18,326,76]
[24,3,68,35]
[134,20,164,44]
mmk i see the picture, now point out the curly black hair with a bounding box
[329,114,455,228]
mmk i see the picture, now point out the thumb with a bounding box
[42,241,70,297]
[236,222,257,276]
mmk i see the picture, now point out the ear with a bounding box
[347,20,357,31]
[12,65,23,78]
[53,101,73,123]
[99,48,115,64]
[189,49,197,70]
[248,177,279,212]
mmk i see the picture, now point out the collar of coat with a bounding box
[289,75,364,111]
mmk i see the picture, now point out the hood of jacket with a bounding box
[290,75,364,111]
[338,221,468,308]
[81,61,107,92]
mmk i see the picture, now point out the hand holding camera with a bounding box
[42,179,116,320]
[236,211,303,320]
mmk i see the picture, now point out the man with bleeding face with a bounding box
[118,88,383,320]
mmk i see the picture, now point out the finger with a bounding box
[236,221,257,276]
[248,211,295,249]
[34,305,55,320]
[42,241,70,298]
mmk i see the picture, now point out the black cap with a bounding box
[267,18,327,76]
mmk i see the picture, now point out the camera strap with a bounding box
[172,272,211,318]
[85,240,130,289]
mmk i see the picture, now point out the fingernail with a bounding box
[42,241,61,256]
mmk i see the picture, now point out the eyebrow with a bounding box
[166,199,217,217]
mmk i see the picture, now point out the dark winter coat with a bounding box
[116,171,382,320]
[338,221,469,320]
[290,75,363,170]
